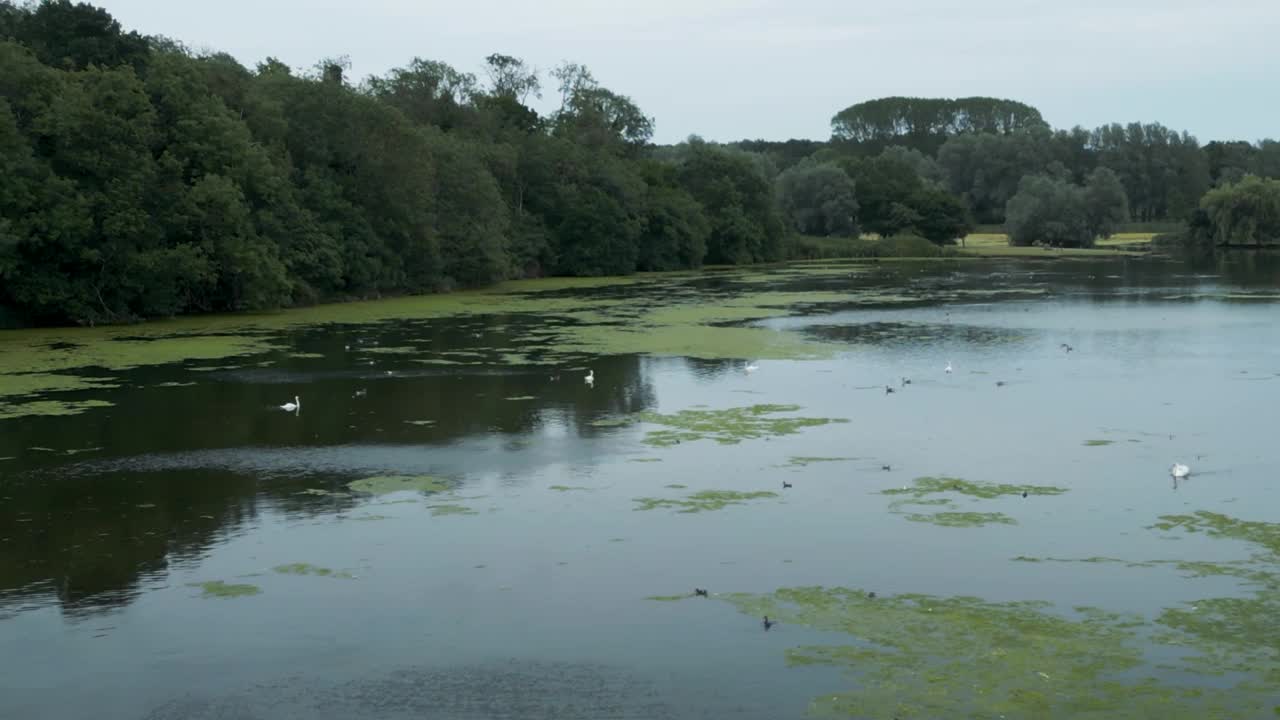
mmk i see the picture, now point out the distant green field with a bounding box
[958,233,1154,257]
[792,232,1155,260]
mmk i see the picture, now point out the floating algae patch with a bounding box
[1142,512,1280,680]
[347,475,450,496]
[664,484,688,489]
[0,398,114,420]
[633,490,778,514]
[784,456,858,467]
[0,372,120,400]
[1,332,278,383]
[189,581,261,599]
[716,586,1267,719]
[549,485,590,492]
[558,321,829,361]
[1008,512,1280,688]
[629,457,662,463]
[1149,511,1280,556]
[155,381,196,388]
[1084,439,1116,447]
[541,290,856,361]
[404,420,436,426]
[639,404,848,446]
[272,563,354,579]
[428,503,478,517]
[289,352,326,359]
[0,272,851,382]
[364,346,419,355]
[881,477,1064,528]
[882,476,1068,500]
[504,395,537,401]
[903,510,1018,528]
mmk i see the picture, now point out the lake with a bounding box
[2,254,1279,719]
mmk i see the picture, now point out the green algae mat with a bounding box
[0,264,1063,421]
[658,507,1280,718]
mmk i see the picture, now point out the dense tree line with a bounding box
[0,1,786,326]
[738,96,1279,250]
[1,2,1276,327]
[1191,176,1280,248]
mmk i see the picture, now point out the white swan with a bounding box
[745,363,760,373]
[944,361,953,374]
[584,369,595,385]
[1170,463,1190,478]
[280,396,300,412]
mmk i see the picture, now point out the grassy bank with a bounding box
[958,232,1155,257]
[790,232,1157,260]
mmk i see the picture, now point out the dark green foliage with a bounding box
[677,140,785,265]
[775,162,858,237]
[0,2,796,326]
[1206,141,1256,187]
[1199,176,1280,247]
[842,148,970,243]
[911,186,972,244]
[731,139,827,172]
[636,161,709,271]
[937,130,1054,224]
[830,96,1046,155]
[3,3,1274,327]
[1005,175,1094,248]
[1083,167,1130,240]
[1091,122,1209,222]
[13,0,149,72]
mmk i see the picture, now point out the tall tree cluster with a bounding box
[744,100,1278,245]
[0,1,784,326]
[2,2,1276,327]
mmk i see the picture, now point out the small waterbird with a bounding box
[694,588,709,597]
[762,616,776,631]
[885,386,895,394]
[584,369,595,385]
[1170,463,1190,479]
[782,481,792,489]
[745,363,760,373]
[945,361,953,374]
[882,465,892,471]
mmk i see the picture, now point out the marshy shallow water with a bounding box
[2,255,1280,719]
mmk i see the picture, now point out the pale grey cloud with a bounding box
[96,0,1280,144]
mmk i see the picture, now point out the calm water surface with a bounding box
[2,256,1279,719]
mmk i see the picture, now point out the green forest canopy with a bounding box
[0,0,1277,327]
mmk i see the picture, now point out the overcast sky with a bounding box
[95,0,1279,145]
